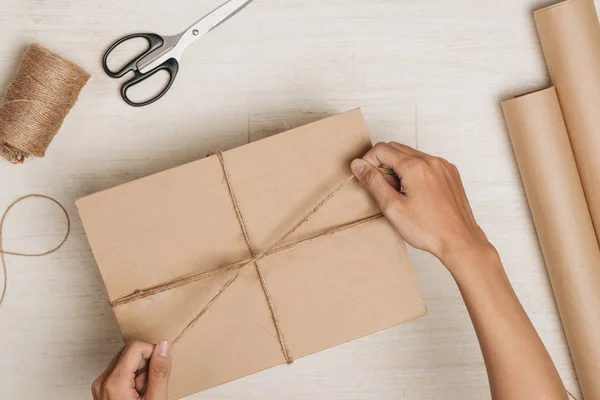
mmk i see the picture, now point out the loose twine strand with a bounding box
[0,194,71,309]
[0,44,90,164]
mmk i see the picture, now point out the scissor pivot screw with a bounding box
[193,29,199,35]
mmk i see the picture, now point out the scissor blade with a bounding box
[138,0,253,74]
[190,0,254,38]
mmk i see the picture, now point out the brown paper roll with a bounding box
[502,87,600,400]
[535,0,600,246]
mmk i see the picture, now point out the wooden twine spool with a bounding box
[0,44,90,164]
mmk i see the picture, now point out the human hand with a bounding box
[351,142,491,268]
[92,340,172,400]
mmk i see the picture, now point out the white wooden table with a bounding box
[0,0,584,398]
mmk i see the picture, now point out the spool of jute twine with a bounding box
[0,44,90,164]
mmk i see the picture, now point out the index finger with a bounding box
[387,142,428,158]
[111,340,155,380]
[94,349,123,391]
[363,143,416,178]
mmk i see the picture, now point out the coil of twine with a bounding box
[0,194,70,310]
[0,44,90,164]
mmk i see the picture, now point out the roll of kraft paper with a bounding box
[535,0,600,246]
[502,87,600,400]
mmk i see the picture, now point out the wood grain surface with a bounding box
[0,0,585,399]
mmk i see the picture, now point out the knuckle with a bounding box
[372,142,388,152]
[361,168,380,187]
[121,341,135,354]
[428,156,447,168]
[382,199,402,217]
[150,362,170,379]
[126,339,142,348]
[103,377,120,397]
[123,339,147,355]
[91,380,101,397]
[407,158,427,173]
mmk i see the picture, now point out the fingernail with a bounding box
[157,340,170,358]
[351,159,366,177]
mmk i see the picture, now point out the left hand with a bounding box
[92,340,172,400]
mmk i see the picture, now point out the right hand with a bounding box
[351,142,491,268]
[92,340,172,400]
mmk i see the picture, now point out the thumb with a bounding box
[145,340,172,400]
[351,159,400,213]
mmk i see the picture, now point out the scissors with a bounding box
[102,0,254,107]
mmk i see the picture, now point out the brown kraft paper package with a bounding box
[502,88,600,400]
[77,109,427,399]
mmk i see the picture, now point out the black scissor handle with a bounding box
[120,58,180,107]
[102,33,164,78]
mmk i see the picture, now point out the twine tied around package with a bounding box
[0,44,90,164]
[110,151,398,363]
[0,195,71,309]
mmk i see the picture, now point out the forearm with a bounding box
[351,143,568,398]
[444,245,566,400]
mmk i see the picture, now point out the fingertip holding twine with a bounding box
[0,44,90,164]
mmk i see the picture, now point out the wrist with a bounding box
[439,241,500,278]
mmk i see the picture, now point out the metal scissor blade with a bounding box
[138,0,253,74]
[194,0,254,37]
